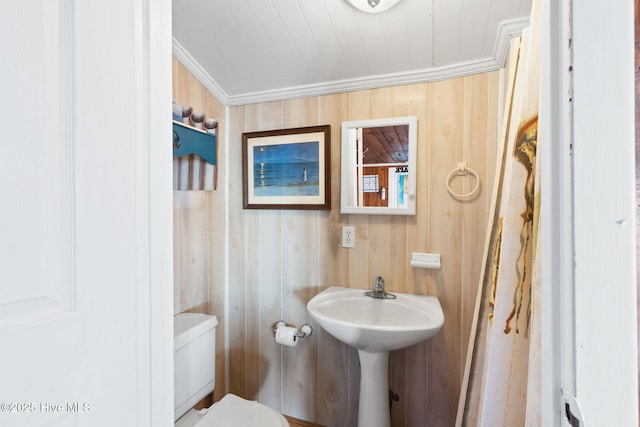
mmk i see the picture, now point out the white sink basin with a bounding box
[307,286,445,427]
[306,286,444,352]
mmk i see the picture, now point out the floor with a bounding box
[284,415,325,427]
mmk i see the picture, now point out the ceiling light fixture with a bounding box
[345,0,403,14]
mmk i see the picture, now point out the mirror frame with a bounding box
[340,116,418,215]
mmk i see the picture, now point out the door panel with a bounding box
[0,1,173,426]
[0,1,74,329]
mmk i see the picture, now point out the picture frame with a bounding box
[242,125,331,210]
[362,175,379,192]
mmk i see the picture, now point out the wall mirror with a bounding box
[341,116,417,215]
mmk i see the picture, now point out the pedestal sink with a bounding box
[307,286,444,427]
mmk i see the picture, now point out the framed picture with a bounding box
[242,125,331,210]
[362,175,379,192]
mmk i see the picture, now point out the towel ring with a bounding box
[447,162,480,198]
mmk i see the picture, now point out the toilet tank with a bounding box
[174,313,218,421]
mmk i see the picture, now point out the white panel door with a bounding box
[543,0,638,424]
[571,0,638,425]
[0,1,173,426]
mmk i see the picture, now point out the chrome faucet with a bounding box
[364,275,396,299]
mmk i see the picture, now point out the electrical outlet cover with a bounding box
[342,226,355,248]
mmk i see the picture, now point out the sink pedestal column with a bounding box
[357,350,391,427]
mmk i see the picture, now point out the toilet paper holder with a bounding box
[273,320,313,339]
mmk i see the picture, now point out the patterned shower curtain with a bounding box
[457,0,541,425]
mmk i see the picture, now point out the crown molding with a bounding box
[172,38,229,105]
[225,57,500,106]
[493,16,531,66]
[172,17,530,107]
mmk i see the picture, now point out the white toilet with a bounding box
[174,312,290,427]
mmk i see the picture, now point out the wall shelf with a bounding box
[173,120,216,165]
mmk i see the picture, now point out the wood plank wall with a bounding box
[173,57,502,425]
[635,0,640,410]
[172,57,227,402]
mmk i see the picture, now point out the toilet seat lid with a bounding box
[197,394,289,427]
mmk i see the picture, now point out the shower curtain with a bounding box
[457,0,541,425]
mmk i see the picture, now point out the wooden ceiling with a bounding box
[362,125,408,164]
[172,0,532,106]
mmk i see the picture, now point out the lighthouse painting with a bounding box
[242,125,331,210]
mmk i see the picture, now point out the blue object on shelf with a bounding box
[172,120,216,165]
